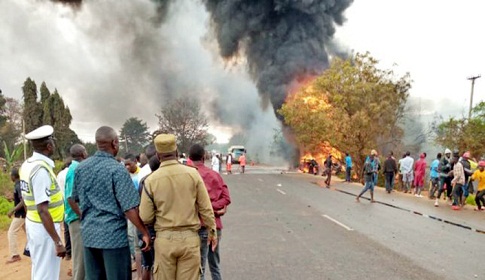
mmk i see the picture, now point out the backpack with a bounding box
[364,161,374,174]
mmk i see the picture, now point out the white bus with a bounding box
[228,145,246,164]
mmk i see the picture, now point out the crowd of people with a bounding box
[5,124,232,280]
[349,149,485,211]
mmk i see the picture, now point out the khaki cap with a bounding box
[154,134,177,153]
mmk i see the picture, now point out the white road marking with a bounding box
[276,188,286,195]
[322,215,354,231]
[258,178,264,182]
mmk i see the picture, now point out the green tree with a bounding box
[119,117,150,155]
[83,142,98,156]
[22,78,80,159]
[434,101,485,158]
[280,52,411,177]
[43,89,80,159]
[22,78,43,133]
[156,98,209,153]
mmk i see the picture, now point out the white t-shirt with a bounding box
[211,155,220,172]
[56,168,68,196]
[399,156,414,174]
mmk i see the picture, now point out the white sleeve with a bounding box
[31,168,52,205]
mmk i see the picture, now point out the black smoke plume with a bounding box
[202,0,354,117]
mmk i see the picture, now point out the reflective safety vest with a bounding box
[20,159,64,223]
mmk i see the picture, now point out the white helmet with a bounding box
[445,148,452,154]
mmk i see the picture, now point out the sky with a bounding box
[336,0,485,118]
[0,0,484,145]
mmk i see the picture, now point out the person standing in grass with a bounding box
[471,160,485,211]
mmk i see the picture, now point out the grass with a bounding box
[0,196,13,231]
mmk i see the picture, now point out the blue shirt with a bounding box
[73,151,140,249]
[64,160,80,225]
[345,155,352,168]
[430,159,440,179]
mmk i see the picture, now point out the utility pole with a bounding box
[23,120,27,160]
[468,75,481,120]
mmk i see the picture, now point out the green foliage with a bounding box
[280,52,411,177]
[3,141,23,171]
[0,196,13,215]
[120,117,150,155]
[22,78,80,160]
[0,197,13,231]
[83,142,98,156]
[156,98,209,153]
[435,101,485,158]
[0,171,12,198]
[466,194,477,206]
[22,78,43,133]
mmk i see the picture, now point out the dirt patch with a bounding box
[0,229,72,280]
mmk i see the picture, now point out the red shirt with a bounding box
[193,161,231,229]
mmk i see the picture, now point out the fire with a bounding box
[299,144,343,174]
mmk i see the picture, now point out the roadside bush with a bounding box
[0,171,12,197]
[0,196,13,231]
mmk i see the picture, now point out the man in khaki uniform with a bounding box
[140,134,217,280]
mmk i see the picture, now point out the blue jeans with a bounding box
[346,167,352,182]
[358,180,375,197]
[462,183,469,198]
[199,228,222,280]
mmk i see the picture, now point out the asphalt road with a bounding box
[214,166,485,280]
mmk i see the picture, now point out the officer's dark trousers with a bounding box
[84,246,131,280]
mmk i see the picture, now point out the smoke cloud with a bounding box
[0,0,353,163]
[202,0,353,116]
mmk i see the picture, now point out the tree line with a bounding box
[0,78,213,169]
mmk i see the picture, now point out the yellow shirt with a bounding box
[472,169,485,191]
[139,159,216,236]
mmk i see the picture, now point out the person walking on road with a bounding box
[383,152,397,193]
[212,152,221,173]
[226,153,233,174]
[471,161,485,211]
[73,126,151,280]
[460,152,473,207]
[64,144,88,280]
[6,168,26,264]
[345,152,352,182]
[189,144,231,280]
[323,155,333,187]
[356,152,378,203]
[450,154,465,210]
[413,153,427,197]
[20,125,66,280]
[438,149,453,202]
[239,152,247,174]
[140,134,217,280]
[430,153,442,201]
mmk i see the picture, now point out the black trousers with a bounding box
[84,246,132,280]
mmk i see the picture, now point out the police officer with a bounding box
[139,134,217,280]
[20,125,66,279]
